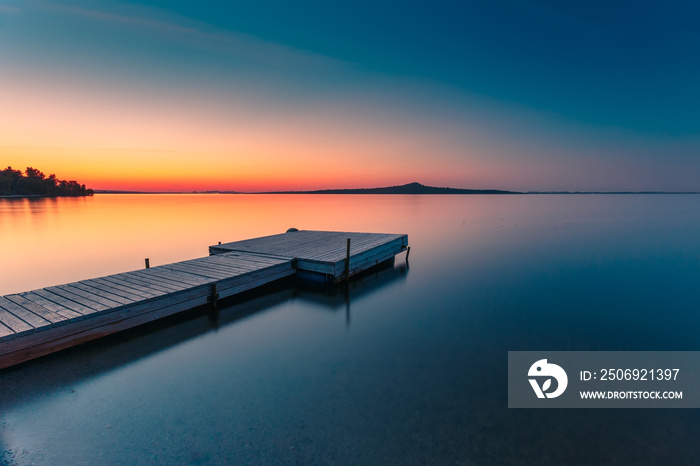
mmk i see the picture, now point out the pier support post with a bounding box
[208,283,219,309]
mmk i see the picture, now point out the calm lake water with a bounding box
[2,194,700,465]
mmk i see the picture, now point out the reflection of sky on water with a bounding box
[2,194,700,464]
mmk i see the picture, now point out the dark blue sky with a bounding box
[132,0,700,134]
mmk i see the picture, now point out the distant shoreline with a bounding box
[0,194,94,199]
[90,191,700,195]
[92,182,699,195]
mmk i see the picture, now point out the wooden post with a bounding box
[145,258,150,269]
[208,283,219,309]
[406,246,411,262]
[345,238,351,281]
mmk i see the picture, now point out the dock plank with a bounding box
[172,260,253,276]
[173,258,250,273]
[0,306,35,337]
[0,297,52,332]
[131,269,214,287]
[57,284,126,310]
[4,294,72,326]
[137,269,212,286]
[220,251,293,264]
[20,291,86,321]
[84,278,153,301]
[159,263,232,279]
[45,286,111,313]
[185,259,253,274]
[203,256,274,272]
[0,322,15,342]
[99,276,166,297]
[119,272,186,292]
[69,282,136,306]
[34,288,101,317]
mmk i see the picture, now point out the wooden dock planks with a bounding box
[0,252,294,369]
[211,230,408,281]
[0,230,407,369]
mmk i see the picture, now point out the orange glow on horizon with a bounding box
[0,69,514,192]
[1,146,450,192]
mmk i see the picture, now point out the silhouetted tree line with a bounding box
[0,167,94,197]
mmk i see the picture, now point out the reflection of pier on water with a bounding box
[291,258,409,327]
[0,258,409,424]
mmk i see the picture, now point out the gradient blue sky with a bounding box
[1,0,699,191]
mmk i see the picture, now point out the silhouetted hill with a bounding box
[262,182,519,194]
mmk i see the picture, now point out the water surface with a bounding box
[2,194,700,465]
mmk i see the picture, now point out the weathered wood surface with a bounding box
[0,230,407,369]
[210,230,408,280]
[0,252,294,369]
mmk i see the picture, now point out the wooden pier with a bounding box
[0,230,408,369]
[210,230,408,283]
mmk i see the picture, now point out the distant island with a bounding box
[260,182,519,194]
[0,167,94,197]
[91,183,699,195]
[94,182,518,194]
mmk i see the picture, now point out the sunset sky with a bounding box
[1,1,699,192]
